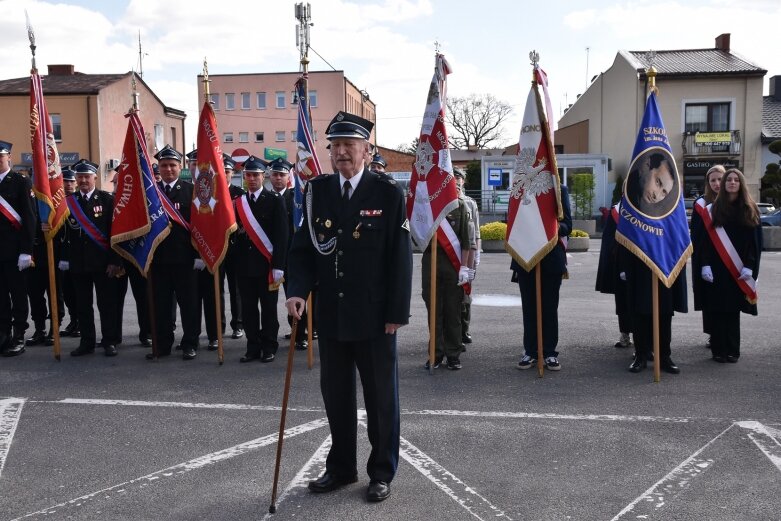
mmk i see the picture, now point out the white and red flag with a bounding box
[504,66,563,271]
[406,54,459,248]
[190,101,237,273]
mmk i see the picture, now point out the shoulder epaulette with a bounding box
[376,172,397,185]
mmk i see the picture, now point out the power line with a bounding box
[308,46,337,71]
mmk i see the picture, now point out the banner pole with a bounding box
[428,237,438,375]
[147,269,158,359]
[213,269,224,365]
[535,263,544,378]
[306,293,313,369]
[652,275,661,383]
[46,240,61,361]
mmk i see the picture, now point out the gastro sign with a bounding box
[695,132,731,146]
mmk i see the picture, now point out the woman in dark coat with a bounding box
[595,203,633,348]
[700,169,761,363]
[690,165,725,348]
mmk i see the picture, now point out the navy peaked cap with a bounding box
[267,158,293,173]
[370,153,387,168]
[61,165,76,181]
[0,140,12,155]
[154,145,182,162]
[243,156,268,173]
[72,159,99,175]
[325,111,373,140]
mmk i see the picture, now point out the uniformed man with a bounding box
[57,165,79,338]
[0,141,35,357]
[223,154,245,340]
[62,159,122,357]
[512,185,572,371]
[422,178,474,370]
[454,167,480,346]
[267,157,308,351]
[369,152,387,174]
[233,156,287,363]
[147,145,200,360]
[286,111,412,503]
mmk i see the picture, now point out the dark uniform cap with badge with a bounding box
[243,155,268,173]
[267,157,293,174]
[453,167,466,179]
[154,145,183,162]
[72,159,99,175]
[222,153,235,171]
[0,140,12,155]
[61,165,76,181]
[370,153,387,168]
[186,149,198,163]
[325,111,374,140]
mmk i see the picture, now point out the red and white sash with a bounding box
[702,203,757,304]
[235,194,274,285]
[693,197,709,222]
[0,195,22,230]
[437,220,471,295]
[611,203,619,224]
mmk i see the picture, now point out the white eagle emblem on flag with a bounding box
[414,140,436,179]
[511,147,553,205]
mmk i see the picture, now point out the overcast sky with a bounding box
[2,0,778,152]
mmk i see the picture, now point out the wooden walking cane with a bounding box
[652,275,661,383]
[535,264,544,378]
[269,317,298,514]
[213,270,224,365]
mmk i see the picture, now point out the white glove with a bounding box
[17,254,32,271]
[739,267,753,281]
[467,268,476,282]
[701,266,713,283]
[193,259,206,271]
[272,269,285,283]
[457,266,470,286]
[619,272,626,281]
[58,260,70,271]
[475,249,481,267]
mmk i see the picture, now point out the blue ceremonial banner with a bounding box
[111,112,171,275]
[615,91,691,287]
[293,76,322,231]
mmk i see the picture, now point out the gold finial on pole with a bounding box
[131,72,140,112]
[25,10,37,72]
[645,51,658,95]
[202,58,211,101]
[434,40,441,55]
[530,50,540,82]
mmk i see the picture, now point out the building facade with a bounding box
[196,70,376,170]
[0,64,186,190]
[556,34,767,200]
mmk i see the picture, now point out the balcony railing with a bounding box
[682,130,741,157]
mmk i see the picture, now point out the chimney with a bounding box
[715,33,730,52]
[770,75,781,102]
[47,64,75,76]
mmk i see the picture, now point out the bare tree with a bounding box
[446,93,513,149]
[395,137,419,155]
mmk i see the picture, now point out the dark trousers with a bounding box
[72,270,119,348]
[517,273,562,358]
[116,266,149,343]
[238,275,279,356]
[151,262,199,354]
[702,310,713,336]
[224,254,242,331]
[618,312,632,334]
[61,271,78,323]
[710,311,740,358]
[283,278,307,342]
[27,263,63,331]
[461,299,471,336]
[197,266,226,342]
[318,334,399,483]
[422,257,464,360]
[633,313,672,361]
[0,260,28,336]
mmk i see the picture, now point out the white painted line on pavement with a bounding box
[471,294,523,307]
[609,422,735,520]
[0,398,25,480]
[262,434,332,520]
[738,421,781,473]
[10,417,329,520]
[405,409,696,423]
[35,397,324,413]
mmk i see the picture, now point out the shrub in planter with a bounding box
[480,221,507,241]
[570,229,590,238]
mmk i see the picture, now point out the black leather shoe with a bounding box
[26,330,47,346]
[207,340,219,351]
[726,355,739,363]
[104,344,118,357]
[232,328,244,339]
[2,343,25,357]
[182,348,197,360]
[261,352,275,363]
[139,335,152,347]
[71,345,95,357]
[240,352,260,363]
[61,321,78,337]
[295,340,308,351]
[283,332,292,340]
[462,333,472,344]
[661,358,680,374]
[44,331,54,346]
[712,355,727,363]
[366,480,391,502]
[629,358,646,373]
[307,472,358,493]
[145,351,171,360]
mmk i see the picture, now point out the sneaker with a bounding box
[544,356,561,371]
[423,357,442,370]
[446,357,462,370]
[516,355,536,370]
[614,332,632,348]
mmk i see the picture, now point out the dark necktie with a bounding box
[250,193,256,203]
[81,192,89,202]
[342,181,351,204]
[164,184,171,197]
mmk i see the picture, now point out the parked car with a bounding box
[757,202,776,215]
[760,208,781,226]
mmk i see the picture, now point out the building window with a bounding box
[154,124,164,150]
[255,132,265,143]
[256,92,266,109]
[309,90,318,108]
[226,93,235,110]
[241,92,250,110]
[223,132,234,143]
[50,114,62,141]
[684,102,730,132]
[239,132,249,143]
[275,131,285,142]
[291,90,298,105]
[276,91,285,109]
[170,127,177,148]
[312,130,317,141]
[291,131,297,142]
[209,93,219,110]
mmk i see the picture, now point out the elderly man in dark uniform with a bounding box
[233,156,287,363]
[147,145,200,361]
[62,159,122,357]
[223,154,245,340]
[0,141,35,357]
[286,112,412,503]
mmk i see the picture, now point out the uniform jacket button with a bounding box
[338,292,344,298]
